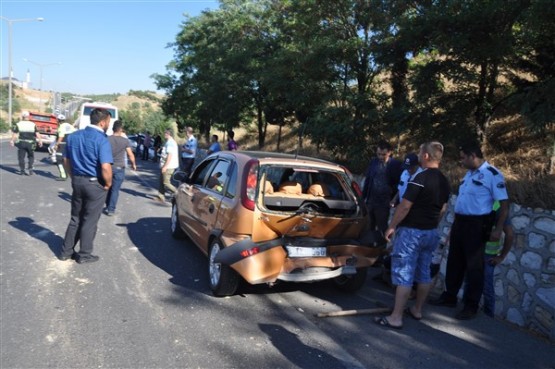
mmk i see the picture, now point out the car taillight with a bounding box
[340,165,363,197]
[240,247,260,258]
[241,159,259,211]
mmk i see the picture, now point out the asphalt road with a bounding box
[1,138,553,369]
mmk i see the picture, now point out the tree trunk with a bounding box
[277,124,282,152]
[475,62,489,142]
[551,140,555,175]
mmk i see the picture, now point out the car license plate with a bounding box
[286,246,326,257]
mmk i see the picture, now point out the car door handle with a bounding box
[208,204,215,213]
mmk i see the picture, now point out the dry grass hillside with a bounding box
[232,119,555,210]
[111,94,162,112]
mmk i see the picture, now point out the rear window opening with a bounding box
[258,166,359,216]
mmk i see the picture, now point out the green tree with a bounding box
[153,0,554,169]
[119,109,143,134]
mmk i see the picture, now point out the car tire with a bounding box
[333,267,368,292]
[208,239,239,297]
[170,203,186,239]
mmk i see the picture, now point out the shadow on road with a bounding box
[120,187,152,199]
[123,217,212,294]
[8,216,64,257]
[0,163,21,175]
[259,323,342,368]
[57,190,72,203]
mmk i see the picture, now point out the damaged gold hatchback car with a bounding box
[171,151,383,296]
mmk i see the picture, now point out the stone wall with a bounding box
[433,197,555,341]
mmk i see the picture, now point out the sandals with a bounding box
[374,316,403,330]
[404,307,422,321]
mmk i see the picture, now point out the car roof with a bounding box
[212,151,345,172]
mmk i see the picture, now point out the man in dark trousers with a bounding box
[10,111,43,175]
[361,140,403,245]
[374,142,450,329]
[431,142,509,320]
[58,108,113,264]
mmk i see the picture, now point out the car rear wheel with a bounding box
[170,203,186,239]
[333,267,368,292]
[208,239,239,297]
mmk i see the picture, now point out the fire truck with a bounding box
[28,111,59,147]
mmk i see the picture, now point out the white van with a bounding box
[76,102,118,135]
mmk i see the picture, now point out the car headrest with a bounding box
[308,183,330,197]
[264,180,274,194]
[278,181,302,195]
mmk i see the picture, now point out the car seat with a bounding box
[278,181,302,195]
[307,183,330,197]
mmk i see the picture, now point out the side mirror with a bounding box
[172,170,190,184]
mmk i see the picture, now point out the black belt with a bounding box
[455,213,490,220]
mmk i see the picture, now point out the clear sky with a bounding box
[1,0,219,95]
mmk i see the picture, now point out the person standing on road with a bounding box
[53,115,76,180]
[431,142,509,320]
[180,126,197,175]
[142,131,152,160]
[10,111,43,175]
[389,153,422,208]
[59,108,113,264]
[152,134,162,162]
[374,142,450,329]
[156,129,179,202]
[103,120,137,216]
[207,134,221,155]
[227,130,238,151]
[482,200,514,317]
[361,140,403,246]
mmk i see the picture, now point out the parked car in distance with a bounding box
[170,151,383,297]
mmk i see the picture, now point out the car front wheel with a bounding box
[170,203,186,239]
[333,267,368,292]
[208,239,239,297]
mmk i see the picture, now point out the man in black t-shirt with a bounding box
[374,141,450,330]
[104,120,137,216]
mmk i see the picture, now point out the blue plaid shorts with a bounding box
[390,227,440,286]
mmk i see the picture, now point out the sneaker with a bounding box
[28,169,34,175]
[75,254,100,264]
[55,177,67,181]
[15,170,24,175]
[455,307,478,320]
[155,194,166,202]
[103,208,114,216]
[23,169,30,176]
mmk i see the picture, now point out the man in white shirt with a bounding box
[156,129,180,202]
[180,126,197,176]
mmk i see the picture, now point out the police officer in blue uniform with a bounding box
[431,143,508,320]
[58,108,113,264]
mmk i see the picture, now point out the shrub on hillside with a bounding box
[0,117,10,133]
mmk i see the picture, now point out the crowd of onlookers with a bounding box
[362,140,512,329]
